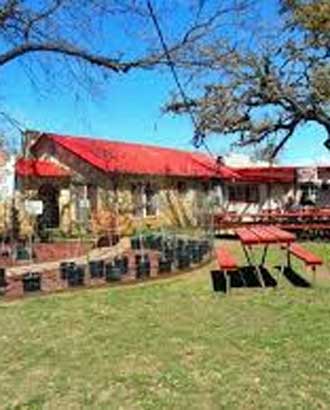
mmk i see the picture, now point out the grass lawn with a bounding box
[1,241,330,410]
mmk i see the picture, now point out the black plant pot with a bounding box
[166,249,175,261]
[89,260,105,278]
[0,268,6,287]
[162,247,174,263]
[23,272,41,293]
[67,265,85,287]
[114,256,129,275]
[191,245,203,264]
[158,256,172,274]
[131,237,142,250]
[176,239,186,250]
[153,236,163,251]
[200,240,210,256]
[174,243,190,258]
[60,261,76,280]
[16,246,30,261]
[136,254,151,279]
[176,248,191,270]
[105,262,122,281]
[143,234,154,249]
[60,262,68,280]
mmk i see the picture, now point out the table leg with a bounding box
[224,270,231,294]
[241,243,252,266]
[245,246,266,289]
[312,266,316,286]
[278,243,290,287]
[260,245,269,267]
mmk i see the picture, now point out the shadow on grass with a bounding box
[281,266,311,288]
[210,265,277,293]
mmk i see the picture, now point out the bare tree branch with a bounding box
[166,1,330,158]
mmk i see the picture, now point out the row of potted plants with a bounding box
[59,256,130,286]
[0,233,212,295]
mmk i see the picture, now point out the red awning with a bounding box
[32,132,240,180]
[15,158,71,178]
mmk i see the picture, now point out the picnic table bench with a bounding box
[234,226,296,288]
[211,225,324,294]
[214,247,238,293]
[287,243,323,284]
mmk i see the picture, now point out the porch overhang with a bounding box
[15,158,71,178]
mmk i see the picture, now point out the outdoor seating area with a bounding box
[0,233,212,299]
[211,225,324,294]
[214,208,330,239]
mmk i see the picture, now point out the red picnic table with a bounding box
[235,225,296,288]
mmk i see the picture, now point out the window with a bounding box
[74,185,87,223]
[145,183,158,216]
[177,181,187,194]
[131,183,158,217]
[87,184,98,212]
[37,184,59,229]
[131,183,144,217]
[246,185,259,203]
[300,183,318,205]
[227,184,259,203]
[202,182,210,193]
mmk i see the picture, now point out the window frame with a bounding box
[131,182,158,218]
[227,184,260,204]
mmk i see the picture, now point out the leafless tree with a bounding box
[0,0,250,144]
[166,0,330,158]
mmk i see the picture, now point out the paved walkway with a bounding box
[6,238,130,278]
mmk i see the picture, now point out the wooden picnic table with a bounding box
[235,225,296,288]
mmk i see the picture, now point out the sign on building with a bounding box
[296,167,319,183]
[0,154,15,202]
[25,200,43,216]
[79,198,90,208]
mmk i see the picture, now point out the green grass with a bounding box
[1,241,330,410]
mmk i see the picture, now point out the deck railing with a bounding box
[214,207,330,239]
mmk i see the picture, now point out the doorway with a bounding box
[37,184,60,229]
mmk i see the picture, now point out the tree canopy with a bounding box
[0,0,249,147]
[167,0,330,158]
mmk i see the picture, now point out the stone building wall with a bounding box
[17,137,210,237]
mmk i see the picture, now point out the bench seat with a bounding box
[215,247,238,271]
[289,244,323,266]
[212,247,238,294]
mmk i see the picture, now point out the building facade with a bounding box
[15,131,238,237]
[13,131,330,239]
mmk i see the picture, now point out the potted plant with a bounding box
[89,259,105,278]
[22,272,41,293]
[0,268,6,288]
[105,260,122,281]
[114,255,129,275]
[135,254,151,279]
[158,254,172,274]
[67,264,85,287]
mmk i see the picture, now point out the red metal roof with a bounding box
[15,158,71,178]
[235,167,295,183]
[32,132,239,180]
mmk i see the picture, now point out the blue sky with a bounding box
[1,0,329,165]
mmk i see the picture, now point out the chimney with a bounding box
[216,155,224,165]
[22,130,43,157]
